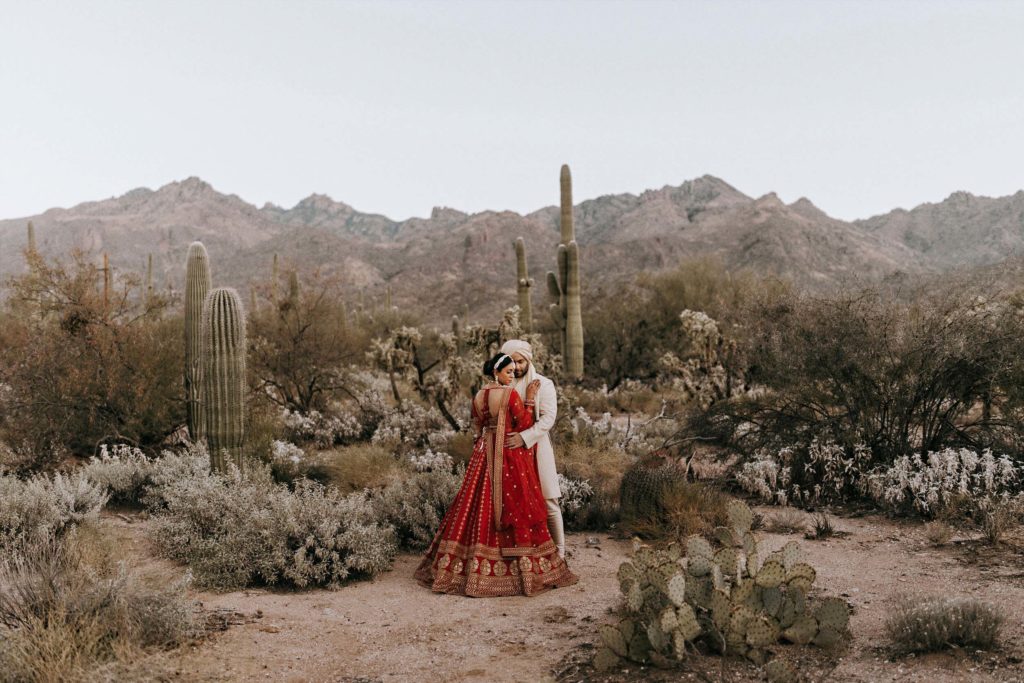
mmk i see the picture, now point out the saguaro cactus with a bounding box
[452,314,463,354]
[547,164,584,378]
[287,270,300,310]
[102,253,111,312]
[201,287,247,472]
[184,242,211,441]
[271,253,279,305]
[26,221,36,255]
[145,253,153,306]
[514,237,533,333]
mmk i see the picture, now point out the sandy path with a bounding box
[100,513,1024,682]
[164,533,631,683]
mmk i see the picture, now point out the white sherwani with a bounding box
[515,372,560,500]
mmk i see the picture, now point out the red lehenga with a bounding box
[415,385,578,596]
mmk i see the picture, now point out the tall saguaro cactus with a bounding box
[26,221,36,255]
[514,237,534,333]
[145,253,153,306]
[184,242,211,441]
[547,164,584,378]
[101,253,111,313]
[201,287,247,472]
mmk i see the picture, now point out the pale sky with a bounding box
[1,0,1023,223]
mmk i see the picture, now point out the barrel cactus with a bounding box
[595,499,851,674]
[547,164,584,378]
[201,287,247,472]
[619,461,689,522]
[184,242,211,441]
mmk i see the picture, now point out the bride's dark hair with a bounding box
[482,353,514,377]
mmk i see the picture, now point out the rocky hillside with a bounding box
[2,175,1021,324]
[856,190,1024,270]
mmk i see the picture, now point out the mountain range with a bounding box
[3,175,1024,324]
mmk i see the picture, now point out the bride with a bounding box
[415,353,578,596]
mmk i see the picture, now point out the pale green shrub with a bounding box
[0,470,107,554]
[149,464,396,589]
[80,445,154,505]
[372,467,462,550]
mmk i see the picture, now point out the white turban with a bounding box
[501,340,537,410]
[500,339,533,362]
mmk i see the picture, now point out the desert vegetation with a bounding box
[2,169,1023,681]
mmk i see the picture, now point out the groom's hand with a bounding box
[507,433,525,448]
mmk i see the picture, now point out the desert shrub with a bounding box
[139,444,210,510]
[738,443,1023,516]
[372,466,463,550]
[885,596,1004,653]
[704,281,1024,470]
[557,474,595,515]
[80,443,211,509]
[148,464,395,589]
[0,537,198,682]
[861,448,1021,516]
[0,470,108,554]
[0,251,184,460]
[736,440,873,507]
[262,439,328,484]
[407,448,454,473]
[280,408,361,448]
[371,402,454,453]
[248,270,370,414]
[80,445,154,506]
[318,443,406,493]
[584,257,773,390]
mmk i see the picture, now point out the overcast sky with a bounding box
[1,0,1022,222]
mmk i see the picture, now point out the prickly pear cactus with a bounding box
[595,499,852,675]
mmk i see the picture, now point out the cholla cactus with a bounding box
[184,242,211,441]
[594,499,851,673]
[201,287,247,472]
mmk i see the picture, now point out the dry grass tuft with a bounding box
[885,596,1004,653]
[979,498,1020,545]
[764,507,808,535]
[557,442,634,530]
[318,443,407,493]
[0,531,198,682]
[923,521,953,547]
[626,480,731,541]
[805,512,835,540]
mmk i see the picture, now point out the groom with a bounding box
[500,339,565,558]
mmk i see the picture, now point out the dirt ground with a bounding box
[104,511,1024,683]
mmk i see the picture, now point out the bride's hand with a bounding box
[525,379,541,401]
